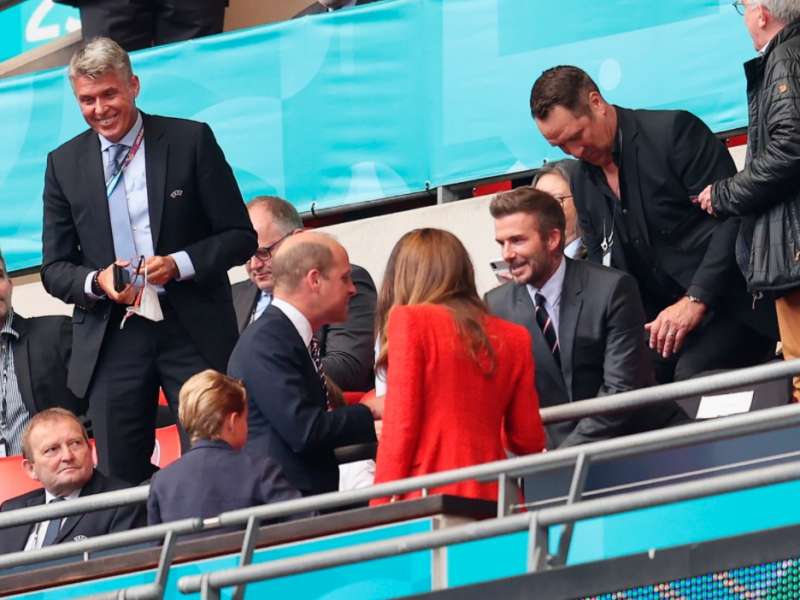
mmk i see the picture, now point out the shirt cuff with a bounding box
[84,271,104,300]
[170,251,195,281]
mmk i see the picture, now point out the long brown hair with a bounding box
[375,228,495,375]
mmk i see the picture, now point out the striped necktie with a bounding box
[534,292,561,367]
[309,337,332,410]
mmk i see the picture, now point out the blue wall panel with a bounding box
[0,0,755,271]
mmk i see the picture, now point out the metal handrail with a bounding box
[176,459,800,596]
[3,401,800,573]
[540,358,799,423]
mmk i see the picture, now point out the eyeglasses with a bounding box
[732,1,747,16]
[252,231,292,261]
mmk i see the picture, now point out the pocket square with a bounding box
[169,189,184,199]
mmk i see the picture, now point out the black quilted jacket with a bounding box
[713,20,800,293]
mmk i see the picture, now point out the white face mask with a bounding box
[120,263,164,329]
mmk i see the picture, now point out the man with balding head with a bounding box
[228,232,377,496]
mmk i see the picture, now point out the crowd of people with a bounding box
[2,0,799,553]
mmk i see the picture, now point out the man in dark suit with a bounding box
[0,250,81,457]
[41,37,256,485]
[530,65,777,384]
[54,0,227,52]
[486,187,684,448]
[229,232,378,496]
[0,409,145,554]
[232,196,377,392]
[294,0,379,18]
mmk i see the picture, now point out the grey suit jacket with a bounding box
[232,264,377,391]
[486,259,681,448]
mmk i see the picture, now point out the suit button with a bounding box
[622,209,629,215]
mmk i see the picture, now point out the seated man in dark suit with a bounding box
[232,196,377,392]
[486,187,685,448]
[148,369,300,525]
[229,232,378,496]
[0,249,81,456]
[0,409,145,553]
[294,0,379,18]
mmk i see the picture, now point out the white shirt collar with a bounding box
[271,297,314,348]
[98,111,142,152]
[564,238,583,259]
[528,256,566,305]
[45,487,82,503]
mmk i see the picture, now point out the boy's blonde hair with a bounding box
[178,370,247,444]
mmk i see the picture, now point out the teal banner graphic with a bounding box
[0,0,755,271]
[0,1,79,62]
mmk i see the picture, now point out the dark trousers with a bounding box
[650,309,776,385]
[87,301,210,485]
[78,0,227,52]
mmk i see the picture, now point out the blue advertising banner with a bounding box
[0,0,755,271]
[0,0,79,62]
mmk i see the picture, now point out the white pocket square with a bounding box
[169,189,184,199]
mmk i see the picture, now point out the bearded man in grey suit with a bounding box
[485,187,686,448]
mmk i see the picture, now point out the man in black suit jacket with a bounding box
[232,196,377,392]
[294,0,378,18]
[53,0,227,52]
[229,232,377,496]
[486,187,684,448]
[0,409,145,554]
[0,250,82,456]
[41,38,256,485]
[530,65,777,384]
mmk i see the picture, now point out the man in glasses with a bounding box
[532,160,585,260]
[697,0,800,400]
[530,65,777,385]
[232,196,377,392]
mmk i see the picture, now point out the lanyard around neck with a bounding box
[105,125,145,198]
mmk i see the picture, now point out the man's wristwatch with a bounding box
[685,295,703,304]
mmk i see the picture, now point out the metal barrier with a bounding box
[174,459,800,599]
[2,401,798,600]
[1,360,797,596]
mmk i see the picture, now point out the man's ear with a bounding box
[22,459,39,483]
[307,268,322,292]
[547,228,563,253]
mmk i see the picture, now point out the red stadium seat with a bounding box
[0,455,41,504]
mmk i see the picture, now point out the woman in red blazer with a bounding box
[371,228,545,505]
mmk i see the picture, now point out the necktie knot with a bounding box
[534,292,546,309]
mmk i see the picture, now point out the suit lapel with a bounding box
[143,115,168,252]
[9,316,36,416]
[83,132,116,261]
[511,285,565,390]
[558,260,583,399]
[617,107,650,246]
[56,472,102,543]
[235,281,260,332]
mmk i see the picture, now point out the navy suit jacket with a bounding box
[0,470,145,554]
[41,113,257,397]
[147,439,301,524]
[228,304,376,496]
[232,264,377,391]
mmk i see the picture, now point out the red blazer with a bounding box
[372,304,545,504]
